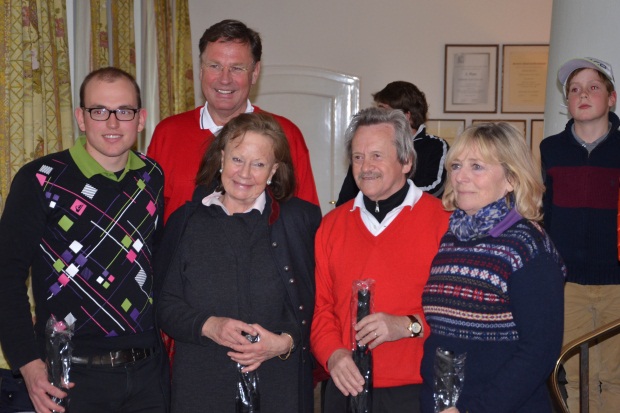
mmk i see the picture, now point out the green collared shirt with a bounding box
[69,136,145,182]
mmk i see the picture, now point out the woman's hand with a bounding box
[441,408,459,413]
[354,312,415,350]
[227,323,292,372]
[201,316,258,349]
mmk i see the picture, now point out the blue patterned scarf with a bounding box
[450,195,517,241]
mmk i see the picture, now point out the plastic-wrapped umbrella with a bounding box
[236,332,261,412]
[45,314,74,411]
[433,347,466,413]
[348,281,374,413]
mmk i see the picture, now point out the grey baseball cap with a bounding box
[558,57,615,97]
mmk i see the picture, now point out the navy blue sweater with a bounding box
[541,112,620,285]
[421,219,565,413]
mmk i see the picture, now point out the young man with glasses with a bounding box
[0,67,168,412]
[147,19,319,222]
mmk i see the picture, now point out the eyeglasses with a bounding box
[201,61,253,76]
[83,107,140,121]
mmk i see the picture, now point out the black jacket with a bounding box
[154,187,321,412]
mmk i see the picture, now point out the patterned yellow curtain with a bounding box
[0,0,73,370]
[0,0,73,213]
[89,0,135,75]
[111,0,135,75]
[155,0,194,120]
[90,0,109,68]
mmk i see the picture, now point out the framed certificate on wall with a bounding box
[426,119,466,147]
[531,119,545,164]
[501,45,549,113]
[444,45,498,113]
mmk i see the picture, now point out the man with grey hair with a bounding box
[311,107,450,412]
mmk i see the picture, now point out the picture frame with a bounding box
[426,119,466,147]
[530,119,545,165]
[472,119,527,138]
[501,45,549,113]
[444,44,498,113]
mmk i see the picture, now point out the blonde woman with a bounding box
[420,123,566,413]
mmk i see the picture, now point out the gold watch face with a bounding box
[409,321,422,335]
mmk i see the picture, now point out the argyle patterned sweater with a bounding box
[420,219,566,413]
[0,149,164,369]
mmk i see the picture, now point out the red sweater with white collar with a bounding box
[311,193,449,387]
[147,106,319,221]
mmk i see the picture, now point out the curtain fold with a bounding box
[154,0,172,120]
[90,0,109,68]
[111,0,135,75]
[154,0,193,122]
[172,0,193,114]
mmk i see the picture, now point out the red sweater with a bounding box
[147,106,319,221]
[311,194,450,388]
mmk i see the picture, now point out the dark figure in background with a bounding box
[157,112,321,412]
[336,81,448,205]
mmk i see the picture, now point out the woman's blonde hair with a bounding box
[442,122,544,221]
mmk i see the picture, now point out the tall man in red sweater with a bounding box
[147,19,318,222]
[311,107,450,412]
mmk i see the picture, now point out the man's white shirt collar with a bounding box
[351,180,423,236]
[199,100,254,134]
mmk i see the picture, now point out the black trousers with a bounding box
[0,368,34,413]
[323,378,422,413]
[69,353,168,413]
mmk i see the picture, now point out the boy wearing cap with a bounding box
[541,57,619,413]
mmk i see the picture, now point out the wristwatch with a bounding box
[407,315,422,337]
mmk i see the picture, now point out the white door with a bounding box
[251,66,360,214]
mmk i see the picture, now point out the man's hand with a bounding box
[20,359,67,413]
[327,348,365,396]
[354,312,413,349]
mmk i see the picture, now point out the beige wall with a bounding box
[188,0,552,123]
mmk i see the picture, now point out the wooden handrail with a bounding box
[550,318,620,413]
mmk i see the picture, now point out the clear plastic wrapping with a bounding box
[433,347,466,413]
[45,315,74,410]
[236,332,261,412]
[348,279,375,413]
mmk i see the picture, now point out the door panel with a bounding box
[251,66,360,214]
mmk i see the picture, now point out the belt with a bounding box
[71,347,154,367]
